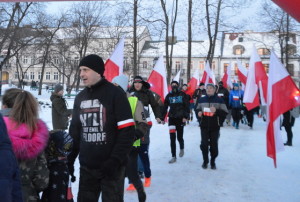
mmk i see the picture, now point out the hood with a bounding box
[50,93,61,101]
[3,117,49,160]
[0,114,12,150]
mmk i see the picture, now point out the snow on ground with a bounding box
[2,84,300,202]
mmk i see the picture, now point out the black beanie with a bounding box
[171,80,179,86]
[79,54,105,76]
[54,84,63,93]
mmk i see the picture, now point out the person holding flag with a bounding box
[162,81,190,164]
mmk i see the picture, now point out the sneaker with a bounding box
[179,149,184,157]
[144,177,151,187]
[126,184,136,191]
[202,162,208,169]
[284,142,292,146]
[211,163,217,170]
[168,157,176,164]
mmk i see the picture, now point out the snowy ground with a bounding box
[2,84,300,202]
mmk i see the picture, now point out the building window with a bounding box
[38,72,42,80]
[15,72,18,79]
[287,64,294,76]
[258,48,270,56]
[143,61,147,69]
[23,56,28,64]
[199,61,204,70]
[238,37,243,42]
[286,45,297,55]
[30,72,35,80]
[53,57,59,65]
[212,61,216,69]
[175,61,181,72]
[233,45,245,55]
[234,63,238,75]
[24,72,28,80]
[263,64,269,73]
[46,72,50,80]
[99,42,103,48]
[53,72,58,80]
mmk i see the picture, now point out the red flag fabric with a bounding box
[104,38,124,82]
[272,0,300,23]
[200,62,215,86]
[185,68,199,97]
[243,46,268,110]
[147,56,168,103]
[237,60,248,85]
[266,50,300,167]
[221,63,232,89]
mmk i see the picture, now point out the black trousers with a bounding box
[284,125,293,144]
[245,109,254,127]
[200,128,220,164]
[126,147,144,190]
[41,162,73,202]
[77,165,125,202]
[231,108,241,125]
[169,117,184,157]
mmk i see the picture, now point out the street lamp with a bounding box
[0,56,4,96]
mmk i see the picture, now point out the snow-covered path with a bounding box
[3,85,299,202]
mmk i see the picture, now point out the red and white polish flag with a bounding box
[221,62,232,89]
[243,46,268,110]
[237,60,248,86]
[173,69,181,83]
[147,56,168,102]
[200,62,215,86]
[185,68,199,97]
[267,50,300,167]
[104,38,124,82]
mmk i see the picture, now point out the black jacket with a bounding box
[162,90,190,119]
[68,79,135,169]
[216,86,229,108]
[195,94,228,129]
[129,86,162,120]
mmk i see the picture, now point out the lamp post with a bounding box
[0,56,4,96]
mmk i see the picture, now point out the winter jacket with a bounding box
[68,78,135,170]
[127,93,148,147]
[129,86,162,123]
[162,90,190,119]
[195,94,228,129]
[0,114,23,202]
[282,110,295,128]
[4,117,49,202]
[45,130,73,164]
[50,93,73,130]
[217,86,230,108]
[193,88,207,104]
[229,89,244,109]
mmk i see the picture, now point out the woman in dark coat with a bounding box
[0,113,23,202]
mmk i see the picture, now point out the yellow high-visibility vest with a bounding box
[128,96,140,147]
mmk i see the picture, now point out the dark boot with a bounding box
[136,186,146,202]
[210,159,216,170]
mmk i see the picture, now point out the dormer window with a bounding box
[233,45,245,55]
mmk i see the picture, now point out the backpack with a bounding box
[290,106,300,118]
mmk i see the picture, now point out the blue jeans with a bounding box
[138,144,151,178]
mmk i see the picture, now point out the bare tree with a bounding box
[187,0,192,81]
[160,0,179,84]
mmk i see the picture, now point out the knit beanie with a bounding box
[79,54,105,76]
[54,84,63,93]
[112,75,129,92]
[171,80,179,86]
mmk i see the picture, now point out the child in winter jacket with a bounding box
[2,88,49,202]
[42,130,74,202]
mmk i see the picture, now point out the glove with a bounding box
[101,158,120,179]
[67,162,76,182]
[134,129,144,140]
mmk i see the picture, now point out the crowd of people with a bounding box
[0,53,298,202]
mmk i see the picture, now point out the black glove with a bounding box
[67,162,76,182]
[134,129,144,140]
[101,158,120,179]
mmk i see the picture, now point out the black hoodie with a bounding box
[68,79,135,169]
